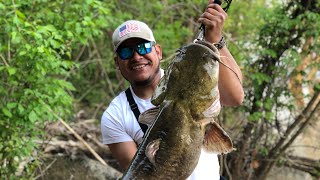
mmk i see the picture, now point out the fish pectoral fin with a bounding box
[139,106,161,126]
[145,138,161,165]
[203,121,234,154]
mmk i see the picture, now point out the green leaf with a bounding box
[248,112,262,122]
[15,10,26,20]
[33,32,43,39]
[37,46,45,53]
[19,51,27,56]
[7,67,17,76]
[252,72,271,85]
[315,84,320,92]
[265,112,274,122]
[2,108,12,118]
[18,104,25,114]
[28,111,38,123]
[259,147,269,156]
[44,25,56,32]
[11,31,21,44]
[0,3,5,10]
[64,82,76,91]
[264,98,273,110]
[13,16,21,25]
[25,44,31,50]
[255,100,263,108]
[50,39,61,48]
[7,103,17,109]
[66,30,74,38]
[54,34,63,42]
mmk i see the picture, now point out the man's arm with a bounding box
[108,141,138,171]
[218,47,244,106]
[101,106,140,171]
[199,1,244,106]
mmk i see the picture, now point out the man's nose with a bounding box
[131,50,143,61]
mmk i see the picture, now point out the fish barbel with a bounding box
[122,40,233,180]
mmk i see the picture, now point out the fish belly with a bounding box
[122,102,203,180]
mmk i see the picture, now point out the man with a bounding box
[101,1,244,179]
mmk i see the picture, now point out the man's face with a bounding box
[114,38,162,87]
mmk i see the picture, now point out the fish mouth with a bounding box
[194,40,218,53]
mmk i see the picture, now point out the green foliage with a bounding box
[259,147,269,157]
[225,0,320,178]
[241,0,320,123]
[0,0,111,178]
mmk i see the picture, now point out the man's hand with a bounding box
[198,0,227,43]
[198,0,244,106]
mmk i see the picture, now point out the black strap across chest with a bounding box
[125,88,148,133]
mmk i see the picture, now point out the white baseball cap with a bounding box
[112,20,156,51]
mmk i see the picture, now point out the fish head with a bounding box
[152,40,221,114]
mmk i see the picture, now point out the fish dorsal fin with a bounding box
[203,121,233,154]
[139,106,161,126]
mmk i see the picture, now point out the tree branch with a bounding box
[259,90,320,178]
[284,155,320,178]
[0,53,9,67]
[269,90,320,158]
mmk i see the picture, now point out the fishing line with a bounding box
[216,55,242,85]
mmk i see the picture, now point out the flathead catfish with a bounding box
[122,40,233,180]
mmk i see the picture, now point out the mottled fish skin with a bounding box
[122,40,233,180]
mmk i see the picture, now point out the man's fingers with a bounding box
[205,7,227,20]
[198,17,222,28]
[207,2,227,14]
[198,7,227,25]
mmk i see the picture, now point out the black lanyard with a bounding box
[125,88,148,133]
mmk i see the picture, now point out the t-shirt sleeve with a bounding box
[101,103,134,144]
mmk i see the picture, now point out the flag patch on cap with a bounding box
[119,22,141,37]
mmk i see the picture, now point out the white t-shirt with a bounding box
[101,87,220,180]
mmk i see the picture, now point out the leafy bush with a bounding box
[0,0,112,178]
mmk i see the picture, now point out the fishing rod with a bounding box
[196,0,233,41]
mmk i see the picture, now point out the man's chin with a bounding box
[133,78,152,87]
[130,65,160,87]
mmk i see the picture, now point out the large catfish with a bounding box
[122,40,233,180]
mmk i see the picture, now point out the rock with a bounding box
[35,154,122,180]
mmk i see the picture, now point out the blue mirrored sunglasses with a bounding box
[117,41,155,60]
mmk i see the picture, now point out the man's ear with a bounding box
[155,44,162,60]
